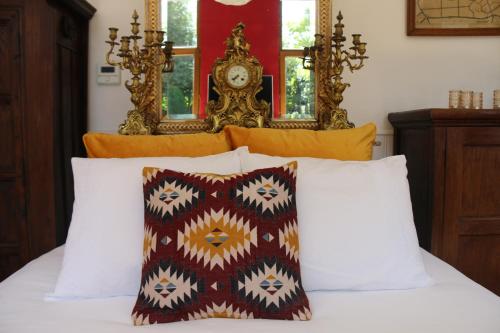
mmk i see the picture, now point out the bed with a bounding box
[3,16,499,325]
[3,0,499,327]
[1,246,499,333]
[1,137,499,331]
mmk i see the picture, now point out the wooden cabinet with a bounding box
[0,5,29,281]
[0,0,95,281]
[389,109,500,295]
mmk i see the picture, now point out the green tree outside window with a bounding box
[161,0,196,118]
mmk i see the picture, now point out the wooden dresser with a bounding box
[0,0,95,281]
[389,109,500,295]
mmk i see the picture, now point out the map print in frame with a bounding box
[407,0,500,35]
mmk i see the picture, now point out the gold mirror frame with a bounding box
[146,0,335,134]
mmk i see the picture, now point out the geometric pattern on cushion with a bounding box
[132,162,311,325]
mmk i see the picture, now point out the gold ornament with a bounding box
[303,11,368,130]
[106,10,174,135]
[205,23,270,133]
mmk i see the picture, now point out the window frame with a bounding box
[162,48,200,118]
[280,50,309,118]
[160,0,200,119]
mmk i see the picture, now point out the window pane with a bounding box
[161,0,197,47]
[162,55,195,119]
[282,0,315,50]
[284,56,315,119]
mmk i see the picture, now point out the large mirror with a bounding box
[146,0,334,133]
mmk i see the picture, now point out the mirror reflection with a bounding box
[161,0,198,119]
[159,0,316,121]
[281,0,315,120]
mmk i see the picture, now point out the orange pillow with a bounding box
[83,132,232,158]
[224,123,376,160]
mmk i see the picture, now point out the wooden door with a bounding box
[443,127,500,295]
[0,7,28,281]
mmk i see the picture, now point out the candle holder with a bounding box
[494,90,500,109]
[303,12,368,130]
[106,10,174,135]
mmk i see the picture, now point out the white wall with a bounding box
[87,0,144,133]
[334,0,500,133]
[86,0,500,135]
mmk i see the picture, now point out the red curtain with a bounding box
[199,0,280,117]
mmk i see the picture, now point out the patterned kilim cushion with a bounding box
[132,162,311,325]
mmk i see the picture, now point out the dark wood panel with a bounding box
[22,0,58,258]
[0,6,27,282]
[462,146,500,217]
[0,95,16,172]
[0,0,94,280]
[389,109,500,296]
[443,127,500,295]
[396,127,433,249]
[53,6,88,243]
[0,248,21,281]
[0,14,14,94]
[0,181,21,244]
[430,128,446,256]
[457,235,500,295]
[458,218,500,235]
[0,10,20,173]
[388,109,500,126]
[55,44,76,241]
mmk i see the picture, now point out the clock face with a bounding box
[227,64,250,88]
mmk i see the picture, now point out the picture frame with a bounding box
[407,0,500,36]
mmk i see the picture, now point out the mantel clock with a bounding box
[206,23,270,132]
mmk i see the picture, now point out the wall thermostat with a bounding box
[97,64,121,85]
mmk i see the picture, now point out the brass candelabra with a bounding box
[106,10,174,135]
[303,11,368,130]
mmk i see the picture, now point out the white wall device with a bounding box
[97,64,121,85]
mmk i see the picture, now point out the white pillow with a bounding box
[50,150,242,299]
[237,148,433,291]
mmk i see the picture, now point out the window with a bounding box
[281,0,316,119]
[161,0,198,119]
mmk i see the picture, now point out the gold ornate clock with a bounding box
[206,23,270,132]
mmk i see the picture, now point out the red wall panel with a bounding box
[199,0,280,118]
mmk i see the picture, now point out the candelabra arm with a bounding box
[352,62,365,71]
[343,57,355,73]
[105,42,123,68]
[106,11,174,135]
[106,54,122,68]
[341,49,353,60]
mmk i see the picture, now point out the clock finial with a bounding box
[225,22,250,59]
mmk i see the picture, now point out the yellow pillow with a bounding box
[83,132,232,158]
[224,123,376,160]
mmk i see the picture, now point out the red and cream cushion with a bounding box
[132,162,311,325]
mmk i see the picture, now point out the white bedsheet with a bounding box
[0,247,499,333]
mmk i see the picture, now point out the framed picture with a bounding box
[407,0,500,36]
